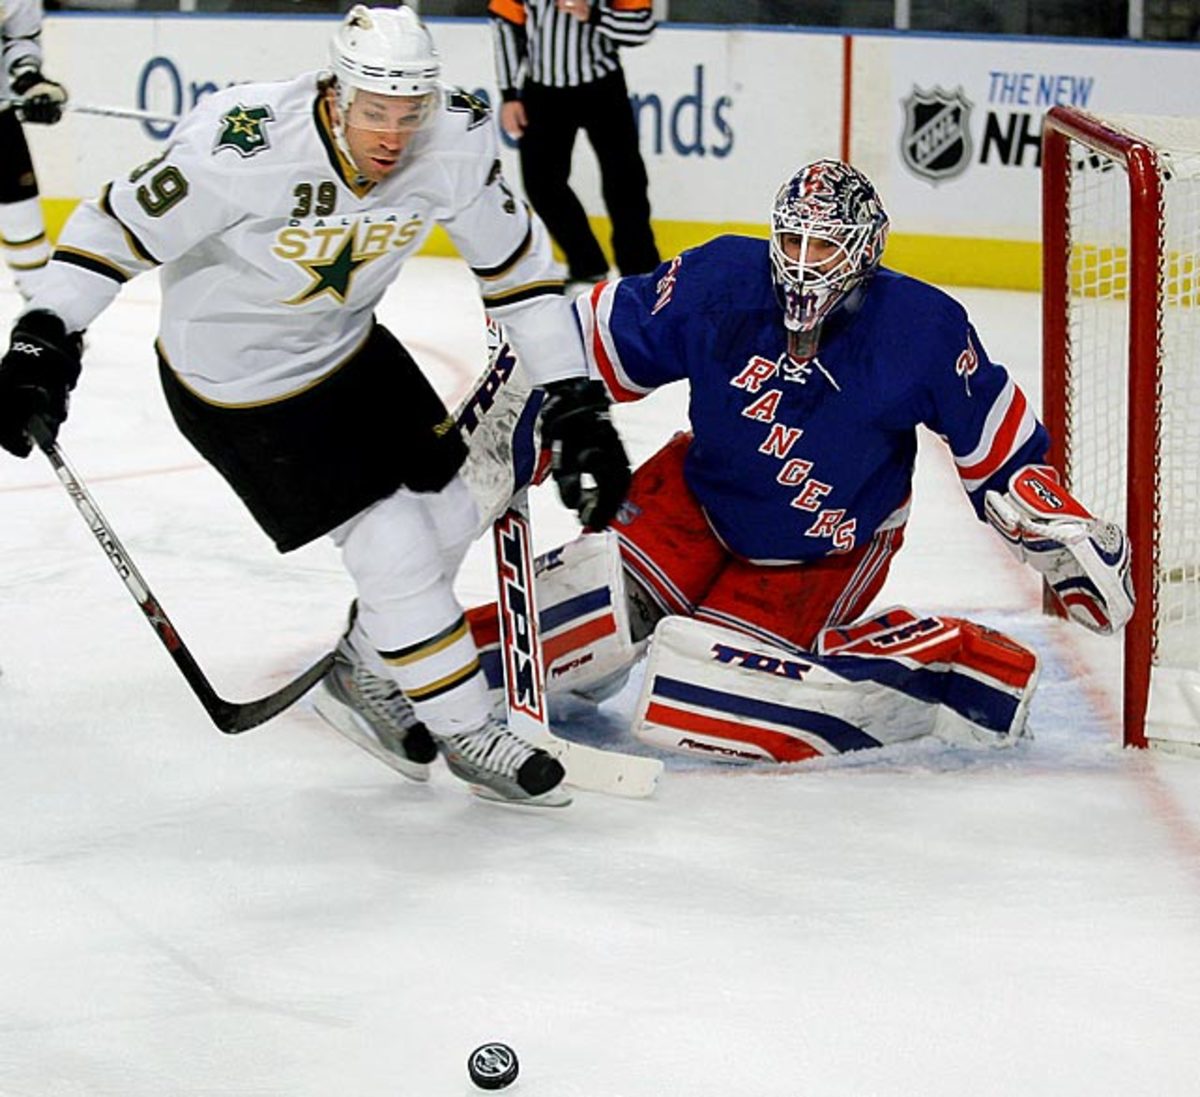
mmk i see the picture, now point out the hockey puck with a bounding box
[467,1042,519,1090]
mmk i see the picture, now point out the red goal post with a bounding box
[1041,106,1200,752]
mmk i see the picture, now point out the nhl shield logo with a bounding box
[900,87,973,181]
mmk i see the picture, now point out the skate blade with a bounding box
[313,691,431,783]
[468,783,573,809]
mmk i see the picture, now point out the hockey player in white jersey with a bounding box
[0,5,632,806]
[1,0,68,300]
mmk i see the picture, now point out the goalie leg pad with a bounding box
[632,617,917,764]
[818,607,1039,745]
[633,609,1038,763]
[538,531,644,696]
[468,530,644,704]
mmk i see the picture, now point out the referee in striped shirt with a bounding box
[489,0,660,286]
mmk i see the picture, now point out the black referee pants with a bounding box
[518,70,659,281]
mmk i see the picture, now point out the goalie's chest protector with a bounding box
[594,244,1029,565]
[676,272,937,564]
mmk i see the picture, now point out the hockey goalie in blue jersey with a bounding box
[467,158,1133,764]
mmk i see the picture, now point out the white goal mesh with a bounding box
[1044,109,1200,749]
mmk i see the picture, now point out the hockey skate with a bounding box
[437,720,571,807]
[314,643,439,782]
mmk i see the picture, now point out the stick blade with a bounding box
[217,651,336,733]
[541,734,664,798]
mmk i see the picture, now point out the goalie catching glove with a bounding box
[539,378,631,532]
[985,464,1133,635]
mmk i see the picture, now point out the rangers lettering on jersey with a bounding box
[576,235,1048,564]
[730,358,852,546]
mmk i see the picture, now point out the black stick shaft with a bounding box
[29,419,331,732]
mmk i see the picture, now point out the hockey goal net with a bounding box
[1042,106,1200,751]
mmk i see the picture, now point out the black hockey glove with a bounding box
[0,311,83,458]
[11,65,68,125]
[539,378,631,532]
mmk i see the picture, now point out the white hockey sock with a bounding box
[0,197,51,297]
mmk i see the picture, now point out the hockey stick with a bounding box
[2,97,180,125]
[28,418,334,733]
[493,485,663,801]
[463,323,662,797]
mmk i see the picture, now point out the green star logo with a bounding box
[446,88,490,131]
[214,104,275,158]
[286,227,372,305]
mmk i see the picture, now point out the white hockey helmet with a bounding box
[329,4,441,127]
[769,159,890,338]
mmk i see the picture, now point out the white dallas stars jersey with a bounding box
[2,0,46,86]
[30,72,585,405]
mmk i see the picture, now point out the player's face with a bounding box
[779,233,840,273]
[333,89,435,182]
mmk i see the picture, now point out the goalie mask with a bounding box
[328,4,441,138]
[769,160,889,360]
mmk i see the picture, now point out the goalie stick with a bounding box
[29,418,334,733]
[493,489,663,799]
[464,322,662,799]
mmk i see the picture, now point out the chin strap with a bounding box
[331,116,370,187]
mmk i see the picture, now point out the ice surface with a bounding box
[2,260,1199,1097]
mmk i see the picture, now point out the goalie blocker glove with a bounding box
[985,464,1134,635]
[0,311,83,457]
[10,63,68,125]
[539,378,631,532]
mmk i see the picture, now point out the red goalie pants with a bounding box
[613,433,906,651]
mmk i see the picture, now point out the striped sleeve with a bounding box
[929,323,1049,515]
[595,0,656,47]
[953,376,1042,493]
[26,108,241,332]
[437,113,585,384]
[25,197,146,332]
[576,280,655,401]
[488,0,527,98]
[574,268,690,401]
[491,0,632,89]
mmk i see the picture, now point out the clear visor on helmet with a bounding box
[343,87,438,134]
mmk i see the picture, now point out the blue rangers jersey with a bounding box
[575,235,1048,564]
